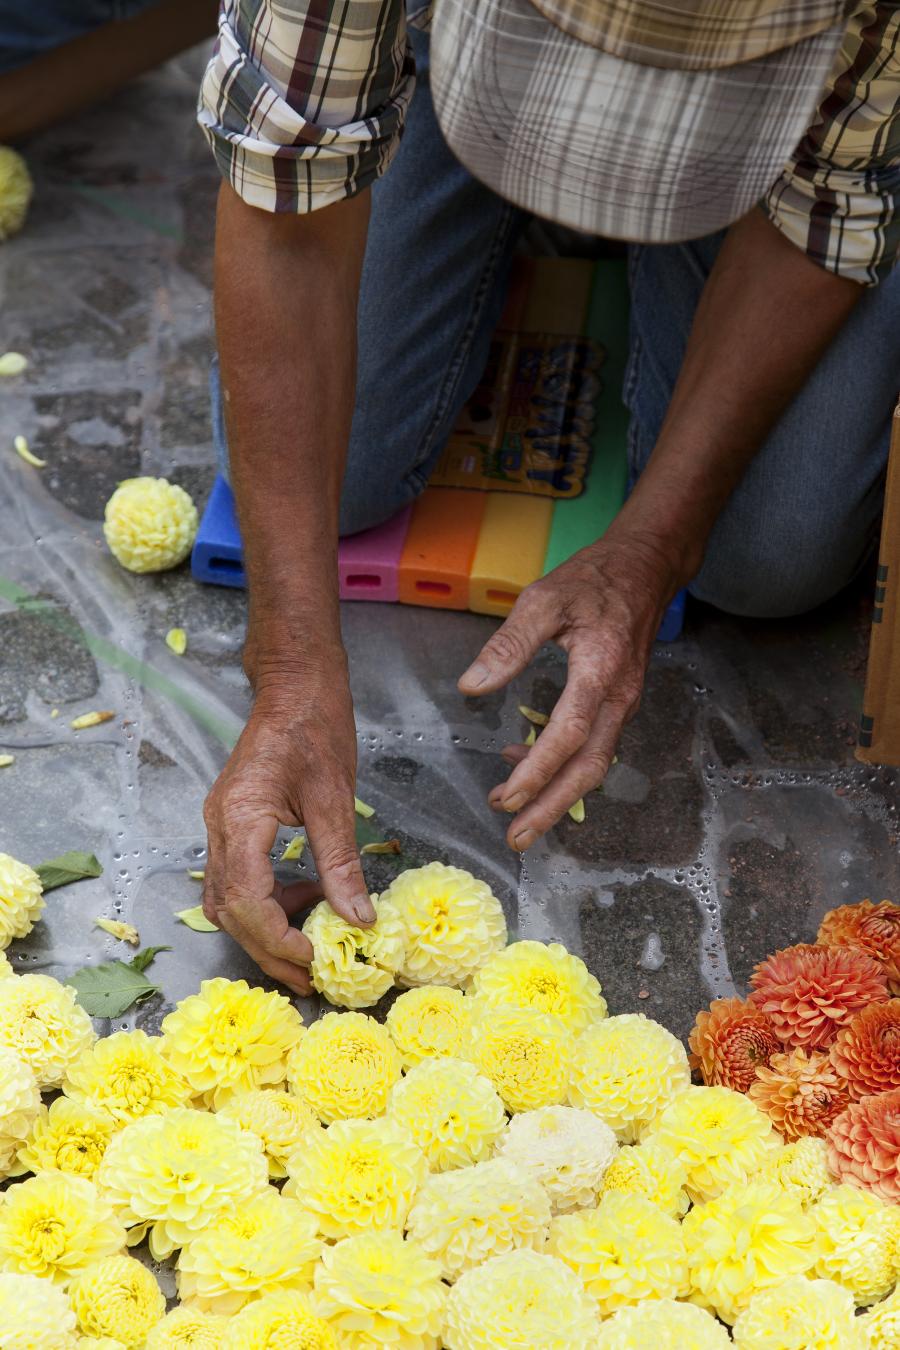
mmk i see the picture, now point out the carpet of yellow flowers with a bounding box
[0,851,899,1349]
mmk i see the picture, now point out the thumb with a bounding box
[458,589,555,694]
[303,788,375,927]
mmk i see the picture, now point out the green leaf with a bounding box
[35,851,103,893]
[174,905,219,932]
[68,960,160,1018]
[128,945,171,974]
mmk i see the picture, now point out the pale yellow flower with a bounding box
[0,1271,78,1348]
[177,1188,323,1315]
[0,974,95,1089]
[568,1014,690,1142]
[222,1289,337,1349]
[386,986,471,1067]
[75,1341,125,1349]
[0,950,12,980]
[103,477,198,574]
[469,940,606,1033]
[466,1005,570,1112]
[813,1183,900,1306]
[0,148,33,242]
[0,1046,40,1176]
[861,1285,900,1349]
[595,1299,732,1349]
[311,1231,446,1349]
[0,853,44,948]
[0,1173,124,1287]
[69,1254,165,1346]
[406,1157,550,1281]
[63,1029,192,1124]
[286,1011,401,1122]
[647,1086,782,1202]
[387,1055,506,1172]
[160,978,304,1108]
[217,1087,318,1178]
[380,863,506,988]
[283,1116,425,1240]
[145,1306,229,1349]
[683,1179,817,1325]
[442,1249,599,1350]
[496,1104,617,1213]
[759,1135,834,1207]
[731,1275,865,1349]
[97,1107,269,1259]
[599,1138,690,1217]
[13,1096,114,1180]
[302,896,406,1008]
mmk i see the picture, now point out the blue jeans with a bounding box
[214,26,900,620]
[0,0,154,71]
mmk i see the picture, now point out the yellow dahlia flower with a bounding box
[0,148,33,242]
[387,1055,506,1171]
[647,1086,782,1202]
[683,1179,817,1324]
[103,477,198,574]
[0,853,44,948]
[310,1231,446,1349]
[442,1248,598,1350]
[63,1030,192,1123]
[75,1341,125,1349]
[548,1191,688,1317]
[598,1138,690,1218]
[286,1010,400,1122]
[0,1173,124,1286]
[496,1104,617,1213]
[0,974,95,1089]
[160,978,303,1108]
[223,1289,337,1349]
[385,985,471,1067]
[0,1271,78,1348]
[302,896,406,1008]
[813,1183,900,1305]
[13,1096,114,1180]
[466,1005,570,1113]
[568,1014,690,1142]
[731,1275,864,1349]
[145,1307,229,1349]
[861,1286,900,1349]
[217,1087,318,1178]
[69,1254,165,1346]
[96,1107,269,1259]
[469,940,606,1033]
[283,1116,425,1239]
[0,950,12,980]
[177,1188,323,1314]
[595,1299,732,1349]
[406,1157,551,1281]
[380,862,506,988]
[759,1135,834,1207]
[0,1047,40,1175]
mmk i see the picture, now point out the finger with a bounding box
[219,814,315,968]
[458,586,556,694]
[500,743,529,767]
[303,787,375,927]
[272,878,326,918]
[201,809,227,928]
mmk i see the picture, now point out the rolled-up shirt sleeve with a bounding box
[762,1,900,285]
[197,0,415,213]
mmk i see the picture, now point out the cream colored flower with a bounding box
[0,950,12,980]
[0,148,33,242]
[217,1087,318,1178]
[647,1085,782,1202]
[496,1104,617,1213]
[223,1290,337,1349]
[13,1096,114,1180]
[380,863,506,988]
[97,1107,269,1259]
[0,1173,124,1286]
[759,1135,834,1207]
[595,1299,732,1349]
[466,1005,570,1112]
[442,1249,598,1350]
[283,1116,425,1239]
[73,1340,124,1349]
[386,985,471,1067]
[160,978,303,1108]
[387,1056,505,1172]
[0,853,44,948]
[63,1029,191,1124]
[0,974,95,1089]
[177,1188,323,1315]
[0,1271,78,1348]
[406,1157,550,1281]
[731,1275,864,1349]
[861,1285,900,1349]
[813,1183,900,1306]
[69,1254,165,1346]
[0,1047,40,1175]
[568,1014,690,1142]
[599,1138,690,1217]
[103,477,198,574]
[286,1011,400,1122]
[311,1231,446,1349]
[302,896,406,1008]
[145,1307,229,1349]
[469,940,606,1033]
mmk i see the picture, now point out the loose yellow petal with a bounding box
[174,905,219,932]
[568,798,585,823]
[13,435,46,468]
[95,917,140,945]
[360,839,401,855]
[280,835,306,861]
[70,710,116,730]
[50,708,59,718]
[518,705,549,726]
[186,869,205,881]
[354,797,375,818]
[165,627,187,655]
[0,755,13,768]
[0,352,27,376]
[524,726,537,747]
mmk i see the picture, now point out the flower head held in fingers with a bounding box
[386,985,472,1067]
[63,1029,192,1123]
[380,862,506,988]
[568,1013,690,1142]
[302,895,406,1009]
[469,940,607,1034]
[286,1010,400,1122]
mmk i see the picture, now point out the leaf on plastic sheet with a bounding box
[360,840,402,855]
[174,905,219,932]
[128,945,171,974]
[68,960,161,1018]
[518,705,549,726]
[95,917,140,945]
[280,835,306,861]
[35,851,103,892]
[354,796,375,818]
[568,798,586,823]
[524,726,537,748]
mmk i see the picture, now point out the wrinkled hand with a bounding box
[202,658,374,995]
[458,531,682,850]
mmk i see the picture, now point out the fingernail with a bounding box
[462,662,489,689]
[512,828,536,851]
[351,897,376,925]
[504,792,526,813]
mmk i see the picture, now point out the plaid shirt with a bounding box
[198,1,900,284]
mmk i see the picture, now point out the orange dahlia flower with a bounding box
[688,998,782,1093]
[749,944,889,1050]
[748,1047,850,1141]
[818,900,900,994]
[830,1000,900,1101]
[827,1088,900,1205]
